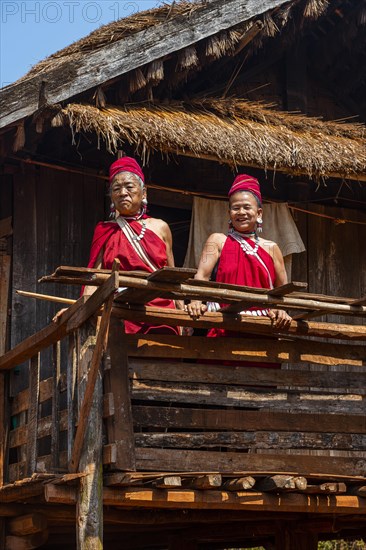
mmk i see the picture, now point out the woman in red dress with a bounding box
[66,157,180,334]
[186,174,291,332]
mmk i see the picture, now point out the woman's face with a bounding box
[229,191,262,233]
[110,172,146,217]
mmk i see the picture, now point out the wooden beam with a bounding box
[41,484,366,514]
[183,475,222,490]
[132,406,366,434]
[0,0,290,129]
[5,531,48,550]
[223,477,255,491]
[112,305,366,341]
[126,334,366,367]
[102,487,366,514]
[130,359,366,391]
[135,447,366,477]
[54,271,366,318]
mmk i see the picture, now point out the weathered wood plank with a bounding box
[268,282,308,296]
[132,380,364,413]
[105,317,136,470]
[113,305,366,340]
[9,409,68,449]
[130,359,366,390]
[0,373,6,486]
[26,355,40,476]
[10,378,53,416]
[0,0,290,128]
[135,448,366,476]
[132,406,366,434]
[126,335,366,367]
[0,254,11,355]
[134,432,366,451]
[66,334,77,465]
[51,342,61,470]
[147,267,196,283]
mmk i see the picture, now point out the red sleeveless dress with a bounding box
[208,234,278,368]
[87,220,178,335]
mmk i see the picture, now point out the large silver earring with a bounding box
[257,216,263,233]
[109,202,116,219]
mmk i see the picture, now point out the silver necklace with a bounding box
[132,220,147,241]
[229,228,259,255]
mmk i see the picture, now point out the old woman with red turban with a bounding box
[186,174,291,331]
[84,157,180,334]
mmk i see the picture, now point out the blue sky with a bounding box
[1,0,169,87]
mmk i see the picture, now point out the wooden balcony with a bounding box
[1,267,366,549]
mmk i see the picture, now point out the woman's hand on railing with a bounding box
[267,308,292,330]
[185,300,207,320]
[52,308,67,322]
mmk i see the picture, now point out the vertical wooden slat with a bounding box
[51,341,61,470]
[76,321,103,549]
[105,317,136,471]
[0,253,11,356]
[26,354,40,476]
[67,334,77,463]
[0,373,5,486]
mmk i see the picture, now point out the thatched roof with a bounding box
[53,100,366,181]
[20,0,331,84]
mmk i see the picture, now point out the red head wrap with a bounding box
[228,174,262,205]
[109,157,145,185]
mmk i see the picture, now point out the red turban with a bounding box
[109,157,145,185]
[228,174,262,204]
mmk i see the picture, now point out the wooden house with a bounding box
[1,0,366,548]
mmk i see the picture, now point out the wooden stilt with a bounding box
[75,321,103,550]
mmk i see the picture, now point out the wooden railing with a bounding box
[1,266,366,487]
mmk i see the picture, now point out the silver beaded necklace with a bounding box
[229,228,259,255]
[132,220,147,241]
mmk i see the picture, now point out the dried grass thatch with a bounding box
[19,1,207,82]
[54,100,366,181]
[17,0,334,87]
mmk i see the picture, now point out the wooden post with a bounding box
[104,316,136,470]
[26,354,40,476]
[76,321,103,550]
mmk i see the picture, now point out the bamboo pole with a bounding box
[16,290,75,305]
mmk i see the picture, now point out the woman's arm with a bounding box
[186,233,224,319]
[267,243,292,329]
